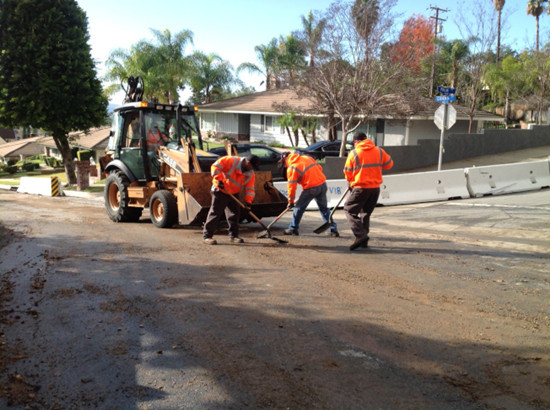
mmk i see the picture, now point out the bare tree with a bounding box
[298,0,412,155]
[455,1,497,132]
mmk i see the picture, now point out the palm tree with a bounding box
[527,0,546,51]
[446,39,471,89]
[237,38,279,90]
[148,29,194,103]
[277,34,307,86]
[299,11,327,67]
[493,0,505,61]
[188,52,235,104]
[351,0,380,45]
[105,28,193,103]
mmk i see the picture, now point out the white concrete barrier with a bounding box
[272,180,349,210]
[17,176,63,197]
[465,160,550,197]
[379,169,470,205]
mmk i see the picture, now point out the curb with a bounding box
[0,183,103,201]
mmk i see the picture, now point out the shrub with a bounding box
[21,162,36,172]
[3,165,17,174]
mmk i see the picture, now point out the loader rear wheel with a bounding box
[150,190,177,228]
[105,171,142,222]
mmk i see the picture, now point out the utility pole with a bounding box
[428,6,449,98]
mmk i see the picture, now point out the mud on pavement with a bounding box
[0,189,549,409]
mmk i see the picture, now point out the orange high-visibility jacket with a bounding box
[145,127,167,152]
[285,153,326,203]
[343,139,393,189]
[211,156,256,203]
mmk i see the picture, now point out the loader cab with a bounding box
[109,102,202,181]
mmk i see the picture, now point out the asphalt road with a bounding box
[0,187,549,408]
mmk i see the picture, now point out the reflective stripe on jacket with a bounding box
[285,153,326,202]
[211,156,256,203]
[343,139,393,189]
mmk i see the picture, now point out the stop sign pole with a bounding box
[434,87,457,171]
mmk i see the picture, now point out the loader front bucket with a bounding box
[175,172,213,226]
[247,171,288,219]
[175,171,288,227]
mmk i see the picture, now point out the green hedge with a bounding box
[1,165,18,174]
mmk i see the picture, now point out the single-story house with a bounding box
[198,89,504,148]
[0,136,45,163]
[38,126,111,162]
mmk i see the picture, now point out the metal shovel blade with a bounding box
[313,187,351,235]
[313,222,331,235]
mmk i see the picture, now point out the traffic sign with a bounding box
[435,95,456,103]
[437,86,456,95]
[434,104,457,130]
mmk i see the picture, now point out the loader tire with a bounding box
[105,171,142,222]
[150,190,178,228]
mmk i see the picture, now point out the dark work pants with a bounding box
[203,190,241,239]
[344,187,380,239]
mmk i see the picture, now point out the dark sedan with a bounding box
[208,144,285,180]
[294,140,353,160]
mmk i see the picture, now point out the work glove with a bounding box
[287,202,295,210]
[217,180,224,190]
[245,202,252,211]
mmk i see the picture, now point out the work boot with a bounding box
[329,230,340,238]
[230,237,244,243]
[349,236,368,251]
[283,229,299,236]
[203,238,217,245]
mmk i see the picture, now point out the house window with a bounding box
[201,113,215,131]
[264,115,274,131]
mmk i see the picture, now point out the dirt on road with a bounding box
[1,189,549,409]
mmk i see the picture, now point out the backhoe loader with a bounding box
[102,76,287,228]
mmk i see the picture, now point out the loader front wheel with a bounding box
[105,171,142,222]
[150,190,178,228]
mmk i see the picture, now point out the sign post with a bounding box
[434,87,457,171]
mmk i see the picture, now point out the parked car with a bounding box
[165,142,219,172]
[294,140,353,160]
[208,144,285,180]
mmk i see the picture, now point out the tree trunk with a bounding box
[284,126,294,147]
[536,16,540,52]
[301,129,310,146]
[496,10,501,62]
[503,90,512,126]
[53,131,77,185]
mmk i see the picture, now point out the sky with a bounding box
[76,0,548,104]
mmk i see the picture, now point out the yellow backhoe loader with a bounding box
[102,76,287,228]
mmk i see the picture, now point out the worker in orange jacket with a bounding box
[203,154,260,245]
[344,132,393,250]
[280,152,338,237]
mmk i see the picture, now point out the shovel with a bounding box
[313,187,351,234]
[257,206,292,239]
[224,190,288,244]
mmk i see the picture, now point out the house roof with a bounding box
[199,89,504,122]
[38,126,111,150]
[0,136,44,158]
[199,89,316,115]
